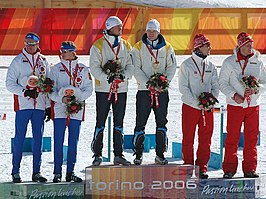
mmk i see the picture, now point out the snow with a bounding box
[125,0,266,8]
[1,54,266,184]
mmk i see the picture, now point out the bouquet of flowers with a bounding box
[65,96,84,116]
[242,75,259,94]
[36,76,54,96]
[102,59,124,84]
[146,73,169,93]
[198,92,219,111]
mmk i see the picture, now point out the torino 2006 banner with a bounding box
[0,8,265,55]
[85,164,260,199]
[85,164,198,198]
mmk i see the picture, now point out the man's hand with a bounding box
[44,108,51,122]
[232,93,244,104]
[24,89,39,99]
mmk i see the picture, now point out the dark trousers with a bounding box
[91,92,127,157]
[133,91,169,157]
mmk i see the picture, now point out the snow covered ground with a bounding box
[1,54,266,184]
[125,0,266,8]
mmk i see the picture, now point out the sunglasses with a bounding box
[24,41,39,46]
[60,49,76,53]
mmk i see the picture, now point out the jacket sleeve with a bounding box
[89,45,108,81]
[75,66,93,101]
[122,45,134,80]
[258,62,266,94]
[48,65,62,103]
[211,64,220,99]
[45,61,51,108]
[131,47,149,86]
[5,58,25,96]
[165,45,177,81]
[218,59,237,98]
[178,62,199,107]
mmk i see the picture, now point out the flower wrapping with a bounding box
[242,75,259,94]
[146,73,169,108]
[198,92,219,111]
[36,76,54,96]
[102,59,124,84]
[146,73,169,93]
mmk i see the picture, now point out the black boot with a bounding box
[133,153,143,165]
[53,174,62,183]
[12,173,22,183]
[66,172,82,182]
[32,173,47,182]
[92,155,103,166]
[155,155,168,165]
[114,155,131,166]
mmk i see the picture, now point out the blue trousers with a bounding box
[12,109,45,175]
[53,118,81,174]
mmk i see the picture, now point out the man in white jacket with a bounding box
[219,32,266,179]
[179,34,219,179]
[90,16,134,166]
[131,19,177,165]
[6,32,50,183]
[49,41,93,183]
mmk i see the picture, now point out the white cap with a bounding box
[105,16,122,30]
[146,19,160,33]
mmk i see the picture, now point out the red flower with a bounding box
[71,105,77,110]
[159,75,166,82]
[45,86,52,92]
[202,99,208,104]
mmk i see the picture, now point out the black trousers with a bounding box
[91,92,127,157]
[133,90,169,157]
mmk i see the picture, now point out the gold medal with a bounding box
[152,61,160,69]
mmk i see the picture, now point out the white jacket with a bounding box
[131,34,177,90]
[219,48,266,107]
[179,52,219,109]
[49,58,93,120]
[89,33,134,93]
[5,48,50,111]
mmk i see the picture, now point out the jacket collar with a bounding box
[22,48,40,64]
[103,30,122,47]
[192,51,207,66]
[142,33,166,49]
[60,57,79,67]
[233,47,257,61]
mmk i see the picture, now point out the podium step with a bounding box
[0,181,84,199]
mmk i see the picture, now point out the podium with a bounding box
[0,182,84,199]
[85,164,199,199]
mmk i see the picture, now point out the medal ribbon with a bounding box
[146,44,159,63]
[105,38,121,60]
[191,57,205,83]
[61,62,79,87]
[22,52,40,75]
[238,59,249,76]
